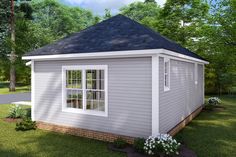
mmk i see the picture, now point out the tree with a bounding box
[0,0,11,82]
[203,0,236,94]
[32,0,97,38]
[0,0,98,87]
[120,1,161,29]
[159,0,209,46]
[144,0,156,3]
[103,9,112,20]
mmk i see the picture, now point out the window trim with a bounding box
[164,58,170,92]
[62,65,108,117]
[194,63,198,85]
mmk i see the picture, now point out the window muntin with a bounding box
[86,70,104,90]
[164,58,170,91]
[86,70,105,111]
[66,70,83,109]
[86,91,105,111]
[62,65,107,116]
[67,90,83,109]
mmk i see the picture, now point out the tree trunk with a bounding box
[9,63,16,91]
[9,0,16,92]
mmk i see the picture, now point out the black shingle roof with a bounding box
[24,15,205,61]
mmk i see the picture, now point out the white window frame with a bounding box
[62,65,108,117]
[164,58,170,91]
[194,63,198,85]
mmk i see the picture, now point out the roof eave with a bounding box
[22,49,209,64]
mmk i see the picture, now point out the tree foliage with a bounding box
[0,0,235,95]
[0,0,98,84]
[121,1,161,29]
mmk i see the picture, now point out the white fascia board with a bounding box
[159,49,209,64]
[22,49,158,61]
[25,61,31,66]
[22,48,209,64]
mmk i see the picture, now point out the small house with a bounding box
[23,15,208,142]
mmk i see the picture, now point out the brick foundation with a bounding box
[37,122,135,144]
[168,105,203,136]
[37,105,203,143]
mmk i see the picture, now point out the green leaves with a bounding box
[0,0,98,83]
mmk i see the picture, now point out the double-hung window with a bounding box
[164,58,170,91]
[62,65,108,117]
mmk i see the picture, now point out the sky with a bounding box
[60,0,167,15]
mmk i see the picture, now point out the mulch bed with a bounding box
[108,144,197,157]
[3,118,22,123]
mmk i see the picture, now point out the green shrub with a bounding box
[113,137,127,149]
[8,105,26,119]
[133,138,145,153]
[25,108,31,118]
[16,118,37,131]
[208,97,221,105]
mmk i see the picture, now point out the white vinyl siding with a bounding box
[159,57,204,133]
[34,57,152,137]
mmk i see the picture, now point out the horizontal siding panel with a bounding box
[159,58,204,133]
[34,57,152,138]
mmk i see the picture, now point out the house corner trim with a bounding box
[152,55,159,136]
[31,60,35,121]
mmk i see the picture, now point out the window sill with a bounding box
[62,108,108,117]
[164,87,170,92]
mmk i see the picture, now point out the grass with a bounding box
[1,96,236,157]
[0,104,125,157]
[0,82,30,95]
[175,96,236,157]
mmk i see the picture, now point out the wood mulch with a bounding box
[3,118,22,123]
[108,144,197,157]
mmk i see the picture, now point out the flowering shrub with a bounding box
[144,134,181,156]
[208,97,221,105]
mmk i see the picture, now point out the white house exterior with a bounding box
[23,15,208,139]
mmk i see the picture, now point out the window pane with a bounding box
[164,60,170,88]
[86,70,104,90]
[66,89,83,109]
[165,62,168,73]
[66,70,82,89]
[164,74,169,87]
[86,91,105,111]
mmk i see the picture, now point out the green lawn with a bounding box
[176,96,236,157]
[0,82,30,94]
[0,104,125,157]
[1,97,236,157]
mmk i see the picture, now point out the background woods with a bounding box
[0,0,235,95]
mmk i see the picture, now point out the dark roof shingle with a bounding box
[25,15,205,61]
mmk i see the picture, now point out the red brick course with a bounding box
[37,122,135,144]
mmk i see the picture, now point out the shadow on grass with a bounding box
[175,96,236,157]
[16,130,125,157]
